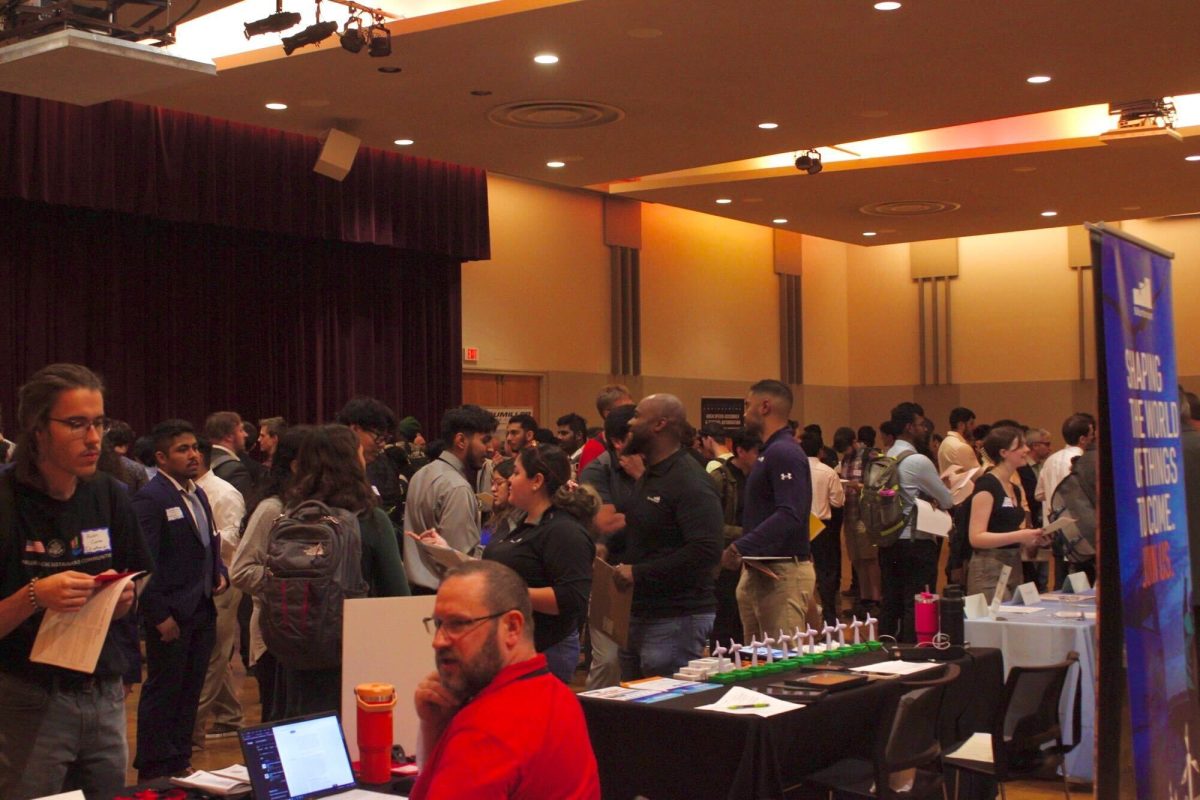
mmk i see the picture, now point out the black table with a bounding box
[580,647,1003,800]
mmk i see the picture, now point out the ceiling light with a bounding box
[862,231,877,237]
[533,53,559,64]
[377,66,401,74]
[794,149,823,175]
[282,20,337,55]
[1041,210,1058,217]
[393,139,414,146]
[1186,154,1200,162]
[265,102,288,110]
[546,160,566,168]
[758,122,779,130]
[874,1,901,9]
[244,10,301,38]
[1026,75,1052,84]
[715,198,732,205]
[367,21,391,57]
[772,218,788,224]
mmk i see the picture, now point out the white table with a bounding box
[964,593,1096,783]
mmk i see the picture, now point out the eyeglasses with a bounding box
[361,428,388,445]
[423,609,515,639]
[48,416,110,437]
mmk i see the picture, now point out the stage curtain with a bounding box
[0,92,489,261]
[0,197,461,435]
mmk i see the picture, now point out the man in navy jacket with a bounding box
[132,419,227,780]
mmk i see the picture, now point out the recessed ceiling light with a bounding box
[1186,154,1200,162]
[772,218,788,224]
[546,160,566,168]
[393,138,414,146]
[533,53,559,64]
[1041,210,1058,217]
[758,122,779,130]
[862,231,877,237]
[377,66,401,74]
[715,198,732,205]
[1026,75,1052,84]
[265,102,288,110]
[874,1,901,9]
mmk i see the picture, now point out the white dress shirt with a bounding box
[196,469,247,563]
[1034,445,1083,504]
[808,457,845,521]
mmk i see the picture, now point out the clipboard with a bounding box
[589,559,632,648]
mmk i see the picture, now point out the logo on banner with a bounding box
[1133,276,1154,319]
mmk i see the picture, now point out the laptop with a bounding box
[238,712,404,800]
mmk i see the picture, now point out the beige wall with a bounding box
[463,174,1199,434]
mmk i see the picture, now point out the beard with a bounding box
[623,425,653,457]
[437,631,503,702]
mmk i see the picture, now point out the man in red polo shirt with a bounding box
[411,560,600,800]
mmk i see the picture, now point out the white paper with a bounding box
[695,686,803,717]
[578,686,662,701]
[32,792,86,800]
[1041,593,1093,604]
[989,564,1013,615]
[942,466,980,505]
[1054,610,1098,620]
[963,593,990,620]
[1041,514,1077,535]
[914,498,953,537]
[850,660,943,676]
[1012,581,1041,606]
[994,605,1045,614]
[414,538,475,570]
[170,767,251,796]
[620,677,705,692]
[30,573,142,673]
[948,731,995,764]
[1067,572,1092,592]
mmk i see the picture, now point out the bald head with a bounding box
[625,393,689,462]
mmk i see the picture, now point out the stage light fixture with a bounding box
[367,21,391,57]
[339,16,365,52]
[244,10,302,38]
[282,19,338,55]
[794,149,822,175]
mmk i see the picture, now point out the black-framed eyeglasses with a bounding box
[48,416,110,438]
[423,609,515,639]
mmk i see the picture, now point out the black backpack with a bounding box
[1049,468,1096,564]
[261,500,368,669]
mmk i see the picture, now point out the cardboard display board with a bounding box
[341,595,437,759]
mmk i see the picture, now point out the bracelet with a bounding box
[28,577,41,610]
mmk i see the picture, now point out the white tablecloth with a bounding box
[964,594,1097,782]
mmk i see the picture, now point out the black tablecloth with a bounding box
[580,647,1003,800]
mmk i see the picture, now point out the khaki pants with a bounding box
[966,549,1022,602]
[193,586,243,740]
[736,558,817,641]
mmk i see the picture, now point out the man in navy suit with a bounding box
[132,419,228,780]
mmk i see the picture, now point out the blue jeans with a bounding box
[0,671,127,800]
[542,630,581,684]
[619,612,715,681]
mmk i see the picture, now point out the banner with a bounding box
[1095,226,1200,798]
[699,397,744,433]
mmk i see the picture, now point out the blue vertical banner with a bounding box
[1096,226,1200,798]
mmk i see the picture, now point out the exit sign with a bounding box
[463,346,479,363]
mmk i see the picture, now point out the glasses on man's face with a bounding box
[363,428,388,445]
[49,416,110,438]
[423,609,515,639]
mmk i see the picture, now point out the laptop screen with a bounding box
[240,712,357,800]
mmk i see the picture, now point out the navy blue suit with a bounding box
[132,473,226,778]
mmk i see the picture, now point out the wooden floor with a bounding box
[122,659,1092,799]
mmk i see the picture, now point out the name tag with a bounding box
[1002,497,1015,508]
[81,528,112,555]
[166,507,185,522]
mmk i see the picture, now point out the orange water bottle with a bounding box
[355,682,396,784]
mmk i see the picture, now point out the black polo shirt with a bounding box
[619,448,723,618]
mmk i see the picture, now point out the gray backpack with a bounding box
[261,500,369,669]
[858,451,916,548]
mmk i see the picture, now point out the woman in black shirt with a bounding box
[966,426,1049,600]
[484,445,598,683]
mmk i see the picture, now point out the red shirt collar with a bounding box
[470,653,549,703]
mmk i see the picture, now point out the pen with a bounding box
[727,703,770,710]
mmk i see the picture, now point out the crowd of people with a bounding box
[4,361,1196,799]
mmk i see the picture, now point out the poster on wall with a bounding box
[484,407,535,439]
[699,397,744,433]
[1093,224,1200,799]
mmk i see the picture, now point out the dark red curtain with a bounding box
[0,197,461,434]
[0,92,490,260]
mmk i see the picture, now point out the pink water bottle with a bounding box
[914,588,940,644]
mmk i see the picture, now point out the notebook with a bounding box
[238,712,403,800]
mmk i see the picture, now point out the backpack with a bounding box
[261,500,369,670]
[858,451,916,548]
[1049,469,1096,564]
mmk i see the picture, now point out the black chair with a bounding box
[944,651,1080,800]
[796,663,960,799]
